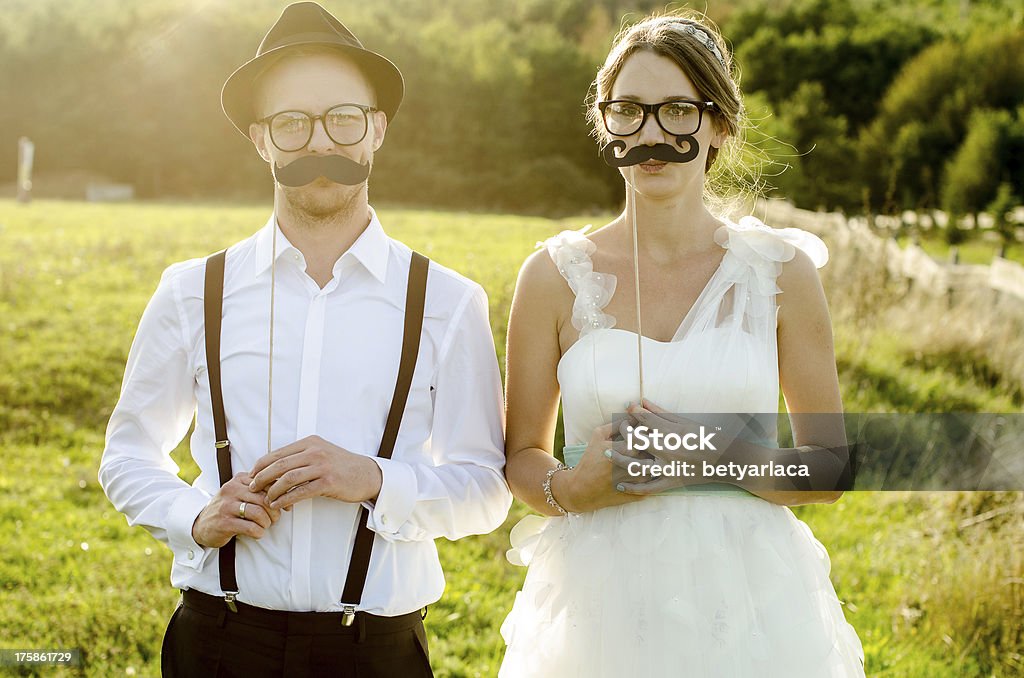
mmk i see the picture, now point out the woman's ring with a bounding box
[239,501,247,520]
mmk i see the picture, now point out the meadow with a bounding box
[0,199,1021,677]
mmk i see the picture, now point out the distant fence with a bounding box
[992,258,1024,300]
[758,200,1024,305]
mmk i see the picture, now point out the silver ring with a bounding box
[239,501,247,520]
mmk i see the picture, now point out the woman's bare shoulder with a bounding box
[512,247,575,331]
[777,246,825,301]
[518,246,568,293]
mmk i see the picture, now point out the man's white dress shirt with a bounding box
[99,207,512,614]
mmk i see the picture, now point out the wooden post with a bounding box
[16,137,34,203]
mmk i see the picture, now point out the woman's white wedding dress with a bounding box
[499,216,865,677]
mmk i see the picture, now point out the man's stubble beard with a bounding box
[280,179,367,228]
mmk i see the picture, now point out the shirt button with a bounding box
[380,515,389,527]
[292,253,300,261]
[187,549,195,560]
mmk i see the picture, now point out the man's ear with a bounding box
[370,110,387,152]
[249,122,272,163]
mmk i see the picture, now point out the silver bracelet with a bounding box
[543,462,571,516]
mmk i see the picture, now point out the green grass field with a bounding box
[0,200,1021,677]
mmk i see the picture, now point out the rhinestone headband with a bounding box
[671,21,728,71]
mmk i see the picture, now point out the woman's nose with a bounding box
[636,110,665,146]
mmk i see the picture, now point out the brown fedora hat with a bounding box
[221,1,404,137]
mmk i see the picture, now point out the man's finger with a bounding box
[236,502,272,530]
[232,471,254,487]
[220,490,273,525]
[222,477,281,521]
[269,479,322,510]
[250,438,314,478]
[266,467,319,504]
[250,452,312,492]
[230,517,265,540]
[238,489,282,523]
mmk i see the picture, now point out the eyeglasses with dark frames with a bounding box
[259,103,378,152]
[597,99,716,137]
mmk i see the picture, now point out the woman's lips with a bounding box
[638,161,667,173]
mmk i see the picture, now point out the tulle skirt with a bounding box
[499,494,865,677]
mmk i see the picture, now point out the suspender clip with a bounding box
[224,591,238,613]
[215,439,231,449]
[340,604,357,626]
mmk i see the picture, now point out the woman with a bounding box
[499,12,865,677]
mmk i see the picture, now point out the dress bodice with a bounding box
[539,216,829,466]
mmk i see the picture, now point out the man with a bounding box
[98,3,512,676]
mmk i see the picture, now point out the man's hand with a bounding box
[248,436,384,511]
[191,472,281,548]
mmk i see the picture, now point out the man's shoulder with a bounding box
[157,232,260,294]
[388,238,487,307]
[156,255,222,298]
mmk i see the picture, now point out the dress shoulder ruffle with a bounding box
[713,216,829,296]
[537,226,617,336]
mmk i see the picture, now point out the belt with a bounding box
[181,589,426,637]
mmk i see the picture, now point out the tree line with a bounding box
[1,0,1021,221]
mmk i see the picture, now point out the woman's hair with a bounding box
[586,10,763,214]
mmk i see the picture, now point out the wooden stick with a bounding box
[629,166,645,404]
[268,225,277,456]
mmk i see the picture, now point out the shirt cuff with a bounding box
[166,487,215,571]
[363,457,418,538]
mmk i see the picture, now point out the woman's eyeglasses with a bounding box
[597,99,715,137]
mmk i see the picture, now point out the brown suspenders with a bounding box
[202,248,430,618]
[202,250,239,609]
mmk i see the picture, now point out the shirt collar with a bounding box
[253,215,299,279]
[344,206,390,284]
[252,207,390,284]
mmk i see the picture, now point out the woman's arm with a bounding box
[503,249,566,515]
[764,245,847,506]
[504,248,644,515]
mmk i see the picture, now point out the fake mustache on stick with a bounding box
[601,134,701,167]
[272,154,371,187]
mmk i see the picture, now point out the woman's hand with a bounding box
[552,422,647,513]
[608,400,739,495]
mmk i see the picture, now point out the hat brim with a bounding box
[221,42,404,138]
